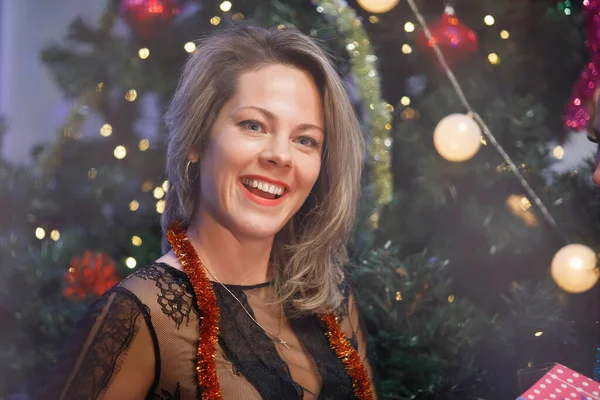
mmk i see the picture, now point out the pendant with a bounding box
[277,335,290,349]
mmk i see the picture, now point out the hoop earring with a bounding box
[186,160,199,183]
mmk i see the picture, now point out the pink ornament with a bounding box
[565,3,600,129]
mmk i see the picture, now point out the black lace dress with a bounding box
[38,263,378,399]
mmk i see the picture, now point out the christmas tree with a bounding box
[1,0,597,399]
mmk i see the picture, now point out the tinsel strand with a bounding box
[565,0,600,130]
[314,0,393,227]
[318,313,374,400]
[167,225,222,400]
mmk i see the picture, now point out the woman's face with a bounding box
[193,63,324,240]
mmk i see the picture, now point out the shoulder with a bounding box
[116,262,198,330]
[116,262,190,301]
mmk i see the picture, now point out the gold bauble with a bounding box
[551,244,599,293]
[433,113,482,162]
[356,0,400,14]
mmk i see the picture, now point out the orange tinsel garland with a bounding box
[166,225,222,400]
[166,225,373,400]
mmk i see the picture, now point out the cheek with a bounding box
[300,157,322,189]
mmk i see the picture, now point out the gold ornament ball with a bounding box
[551,244,599,293]
[356,0,400,14]
[433,113,482,162]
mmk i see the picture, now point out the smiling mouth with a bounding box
[241,179,286,200]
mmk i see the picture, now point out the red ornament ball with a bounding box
[415,7,478,69]
[63,251,121,301]
[120,0,181,40]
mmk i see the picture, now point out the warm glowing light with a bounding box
[125,89,138,102]
[129,200,140,211]
[162,180,169,192]
[138,48,150,59]
[35,227,46,240]
[484,15,495,26]
[220,1,232,12]
[153,187,165,199]
[506,194,538,227]
[395,291,402,301]
[114,145,127,159]
[534,331,543,337]
[50,230,60,241]
[210,16,221,25]
[488,53,500,65]
[88,168,97,180]
[356,0,399,13]
[433,114,482,162]
[404,22,415,32]
[400,96,411,106]
[184,42,196,53]
[553,145,565,160]
[100,123,113,137]
[142,181,153,192]
[138,139,150,151]
[369,15,379,24]
[126,257,137,269]
[132,236,143,246]
[500,30,510,39]
[551,244,599,293]
[156,199,166,214]
[448,295,455,303]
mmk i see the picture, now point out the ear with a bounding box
[187,149,200,163]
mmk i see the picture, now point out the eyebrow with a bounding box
[233,105,324,133]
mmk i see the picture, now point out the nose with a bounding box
[259,134,293,168]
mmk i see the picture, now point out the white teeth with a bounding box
[241,178,286,195]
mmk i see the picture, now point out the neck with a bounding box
[186,210,275,286]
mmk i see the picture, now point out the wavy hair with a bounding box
[162,25,364,317]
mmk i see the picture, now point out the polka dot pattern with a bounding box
[518,364,600,400]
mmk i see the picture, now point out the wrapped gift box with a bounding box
[517,363,600,400]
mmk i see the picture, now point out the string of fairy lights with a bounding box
[34,0,599,296]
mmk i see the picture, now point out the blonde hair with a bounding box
[162,25,364,317]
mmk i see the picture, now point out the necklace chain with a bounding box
[202,261,290,349]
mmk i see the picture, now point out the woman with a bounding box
[39,25,377,399]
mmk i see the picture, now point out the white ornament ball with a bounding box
[551,244,599,293]
[433,113,482,162]
[356,0,400,14]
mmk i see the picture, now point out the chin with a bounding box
[234,219,288,240]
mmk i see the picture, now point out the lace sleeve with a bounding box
[37,288,157,400]
[338,286,380,400]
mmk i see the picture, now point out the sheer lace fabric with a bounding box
[38,263,377,399]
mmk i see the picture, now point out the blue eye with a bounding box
[298,136,319,147]
[242,120,264,132]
